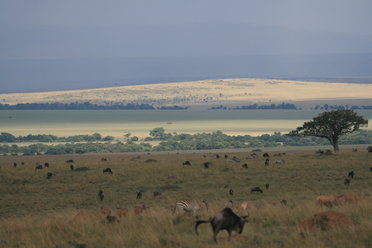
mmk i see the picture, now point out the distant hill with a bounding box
[1,78,372,109]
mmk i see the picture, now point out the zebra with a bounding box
[173,200,208,214]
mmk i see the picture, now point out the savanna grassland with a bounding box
[0,148,371,248]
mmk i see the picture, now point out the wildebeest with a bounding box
[153,191,162,198]
[182,161,191,166]
[66,159,74,163]
[195,208,248,242]
[13,162,17,168]
[348,171,354,178]
[368,147,372,153]
[264,159,270,166]
[229,189,234,195]
[242,163,248,169]
[250,187,263,193]
[344,178,350,186]
[46,172,53,179]
[352,148,358,152]
[280,199,288,205]
[101,157,107,162]
[105,215,119,223]
[70,165,74,171]
[103,168,113,174]
[203,162,210,169]
[98,190,104,201]
[263,153,270,158]
[216,154,220,159]
[370,166,372,171]
[35,165,43,170]
[44,162,49,168]
[136,191,142,199]
[248,153,258,159]
[265,183,269,190]
[21,162,25,165]
[224,154,228,159]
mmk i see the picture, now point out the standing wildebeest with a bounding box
[216,154,220,159]
[35,165,43,170]
[136,191,142,199]
[13,162,17,168]
[348,171,354,178]
[103,168,113,174]
[66,159,74,163]
[251,187,263,193]
[98,190,104,201]
[242,163,248,169]
[46,172,53,179]
[44,162,49,168]
[265,183,270,190]
[344,178,350,186]
[263,153,270,158]
[195,208,248,242]
[70,165,74,171]
[224,154,228,159]
[229,189,234,195]
[264,159,270,166]
[203,162,210,169]
[153,191,162,198]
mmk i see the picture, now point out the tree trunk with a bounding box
[331,138,339,152]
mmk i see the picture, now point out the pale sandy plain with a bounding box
[1,78,372,106]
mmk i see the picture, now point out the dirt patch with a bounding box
[300,211,353,231]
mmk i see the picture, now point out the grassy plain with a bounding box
[0,148,371,247]
[1,78,372,107]
[1,110,372,139]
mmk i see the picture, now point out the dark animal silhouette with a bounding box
[352,148,358,152]
[101,157,108,162]
[251,187,263,193]
[344,178,350,186]
[370,167,372,171]
[348,171,354,178]
[153,191,162,198]
[265,183,270,190]
[103,168,113,174]
[195,208,248,242]
[216,154,220,159]
[35,165,43,170]
[13,162,17,168]
[280,200,288,205]
[21,162,25,165]
[105,215,119,223]
[242,163,248,169]
[203,162,210,169]
[264,159,270,166]
[224,154,228,159]
[66,159,74,163]
[70,165,74,171]
[46,172,53,179]
[182,161,191,166]
[136,191,142,199]
[98,190,104,201]
[44,163,49,168]
[229,189,234,195]
[263,153,270,158]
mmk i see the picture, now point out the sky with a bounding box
[0,0,371,92]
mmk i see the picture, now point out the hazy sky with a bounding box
[1,0,372,33]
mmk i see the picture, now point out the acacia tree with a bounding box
[289,110,368,151]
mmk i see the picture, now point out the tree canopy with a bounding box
[289,110,368,151]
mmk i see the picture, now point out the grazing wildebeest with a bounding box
[66,159,74,163]
[216,154,220,159]
[136,191,142,199]
[46,172,53,179]
[153,191,162,198]
[251,187,263,193]
[229,189,234,195]
[103,168,113,174]
[35,165,43,170]
[263,153,270,158]
[13,162,17,168]
[348,171,354,178]
[44,162,49,168]
[182,161,191,166]
[101,157,107,162]
[242,163,248,169]
[70,165,74,171]
[98,190,104,201]
[344,178,350,186]
[195,208,249,242]
[265,183,269,190]
[264,159,270,166]
[203,162,210,169]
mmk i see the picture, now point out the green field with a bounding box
[1,110,372,139]
[0,149,371,247]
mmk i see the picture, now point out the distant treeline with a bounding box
[0,102,190,110]
[210,103,297,110]
[0,132,114,143]
[313,104,372,110]
[1,128,372,155]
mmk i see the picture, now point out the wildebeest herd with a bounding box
[2,147,371,243]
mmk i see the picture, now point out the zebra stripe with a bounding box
[174,200,208,214]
